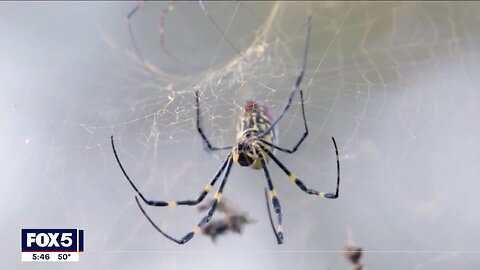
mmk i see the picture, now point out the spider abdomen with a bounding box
[236,100,277,141]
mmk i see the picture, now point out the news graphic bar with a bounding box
[21,229,84,262]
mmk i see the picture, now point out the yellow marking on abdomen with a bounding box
[167,201,177,207]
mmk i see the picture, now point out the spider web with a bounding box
[2,1,480,270]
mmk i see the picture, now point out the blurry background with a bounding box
[1,1,480,269]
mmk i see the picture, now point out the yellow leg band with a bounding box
[167,201,177,207]
[214,192,222,200]
[288,173,296,182]
[268,189,277,199]
[204,184,212,192]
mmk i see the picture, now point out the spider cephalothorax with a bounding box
[111,16,341,245]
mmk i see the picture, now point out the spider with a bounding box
[110,16,340,245]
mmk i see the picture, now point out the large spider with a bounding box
[110,16,340,245]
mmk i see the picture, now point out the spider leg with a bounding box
[260,137,340,199]
[260,156,284,244]
[264,189,282,244]
[111,135,230,207]
[259,89,308,154]
[258,16,312,139]
[135,156,234,244]
[195,90,233,151]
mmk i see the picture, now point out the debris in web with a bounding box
[343,228,364,270]
[197,197,256,243]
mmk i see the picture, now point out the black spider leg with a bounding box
[264,189,282,244]
[111,135,230,207]
[258,16,312,139]
[258,89,308,153]
[135,156,234,244]
[195,90,232,151]
[259,137,340,199]
[260,154,284,244]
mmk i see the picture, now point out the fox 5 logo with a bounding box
[22,229,84,252]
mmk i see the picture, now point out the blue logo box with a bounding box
[21,229,84,252]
